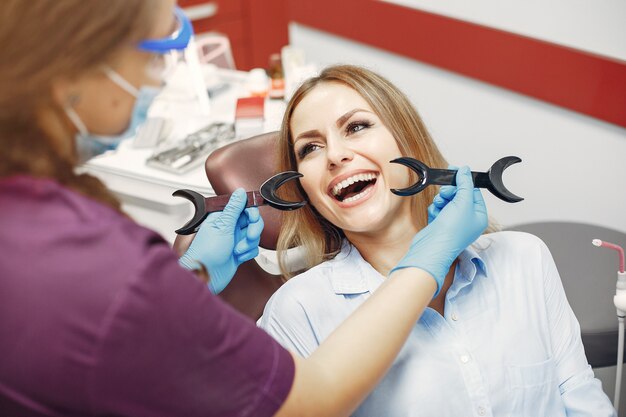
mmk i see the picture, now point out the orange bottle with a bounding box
[268,53,285,99]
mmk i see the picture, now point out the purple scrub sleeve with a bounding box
[0,176,294,417]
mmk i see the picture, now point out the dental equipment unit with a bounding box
[593,239,626,412]
[390,156,523,203]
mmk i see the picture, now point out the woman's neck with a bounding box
[346,216,419,277]
[345,214,457,317]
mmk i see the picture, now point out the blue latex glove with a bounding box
[391,166,488,296]
[179,188,264,294]
[427,165,458,224]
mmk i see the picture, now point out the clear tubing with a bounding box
[592,239,625,273]
[616,317,624,411]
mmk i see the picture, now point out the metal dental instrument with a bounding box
[173,171,306,235]
[146,122,235,174]
[390,156,524,203]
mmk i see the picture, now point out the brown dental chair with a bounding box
[174,131,285,320]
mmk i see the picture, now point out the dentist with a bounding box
[0,1,487,416]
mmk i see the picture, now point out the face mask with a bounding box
[64,68,162,163]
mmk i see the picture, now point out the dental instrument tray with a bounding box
[146,122,235,174]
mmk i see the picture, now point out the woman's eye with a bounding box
[297,143,320,159]
[346,120,373,135]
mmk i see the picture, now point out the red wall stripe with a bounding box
[247,0,289,69]
[288,0,626,128]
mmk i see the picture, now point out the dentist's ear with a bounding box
[50,77,81,109]
[66,93,81,106]
[36,77,87,160]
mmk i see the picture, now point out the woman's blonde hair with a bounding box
[277,65,456,277]
[0,0,158,210]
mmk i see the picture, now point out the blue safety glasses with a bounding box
[138,6,193,53]
[135,7,194,82]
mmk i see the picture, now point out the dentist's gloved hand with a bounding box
[427,165,458,224]
[179,188,264,294]
[391,166,487,296]
[427,184,456,224]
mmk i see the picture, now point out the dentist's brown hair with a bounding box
[276,65,451,277]
[0,0,158,210]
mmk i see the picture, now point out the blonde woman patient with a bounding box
[259,65,615,416]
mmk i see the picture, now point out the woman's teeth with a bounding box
[331,173,377,196]
[342,189,369,203]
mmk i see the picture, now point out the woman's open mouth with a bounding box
[331,173,378,203]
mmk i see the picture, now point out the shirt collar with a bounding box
[455,243,489,283]
[328,242,376,295]
[328,240,489,295]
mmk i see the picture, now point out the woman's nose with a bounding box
[326,138,354,169]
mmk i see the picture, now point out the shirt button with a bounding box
[460,354,470,364]
[477,406,486,416]
[451,312,459,321]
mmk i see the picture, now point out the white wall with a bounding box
[289,23,626,234]
[383,0,626,61]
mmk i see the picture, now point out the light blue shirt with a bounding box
[259,231,615,416]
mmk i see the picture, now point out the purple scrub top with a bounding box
[0,176,294,417]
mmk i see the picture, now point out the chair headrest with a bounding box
[205,131,283,250]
